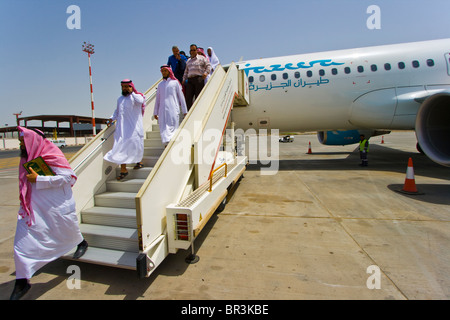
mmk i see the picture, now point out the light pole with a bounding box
[13,111,22,126]
[82,41,96,136]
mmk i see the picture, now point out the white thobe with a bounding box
[104,92,145,164]
[14,167,83,279]
[154,79,187,145]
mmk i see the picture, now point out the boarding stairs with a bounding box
[64,63,249,277]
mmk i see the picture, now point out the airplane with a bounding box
[232,38,450,167]
[60,38,450,276]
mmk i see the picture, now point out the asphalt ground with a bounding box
[0,131,449,302]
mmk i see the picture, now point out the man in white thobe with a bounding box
[154,65,187,146]
[11,127,87,300]
[104,79,146,180]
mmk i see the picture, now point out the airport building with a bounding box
[0,114,109,138]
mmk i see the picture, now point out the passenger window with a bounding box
[249,76,254,83]
[384,63,391,71]
[344,67,351,74]
[271,74,276,81]
[427,59,435,67]
[282,73,288,80]
[294,71,300,78]
[259,75,265,82]
[319,69,325,76]
[331,68,338,75]
[357,66,364,73]
[306,70,313,78]
[398,62,405,69]
[371,64,377,72]
[412,60,420,68]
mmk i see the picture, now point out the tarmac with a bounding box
[0,131,449,300]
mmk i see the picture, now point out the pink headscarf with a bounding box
[160,65,182,86]
[197,48,209,62]
[121,79,146,115]
[18,126,77,226]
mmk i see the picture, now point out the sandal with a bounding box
[133,163,144,170]
[116,172,128,181]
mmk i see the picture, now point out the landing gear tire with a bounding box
[416,142,424,154]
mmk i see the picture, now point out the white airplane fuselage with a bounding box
[234,38,450,131]
[233,38,450,166]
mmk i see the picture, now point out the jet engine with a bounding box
[317,130,388,146]
[415,93,450,167]
[317,130,361,145]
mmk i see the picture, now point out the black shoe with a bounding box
[10,279,31,300]
[73,240,88,259]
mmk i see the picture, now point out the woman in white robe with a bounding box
[154,66,188,145]
[104,79,146,179]
[207,47,220,74]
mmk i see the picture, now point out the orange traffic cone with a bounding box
[307,141,312,154]
[399,157,422,195]
[381,136,384,144]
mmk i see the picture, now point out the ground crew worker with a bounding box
[359,134,369,166]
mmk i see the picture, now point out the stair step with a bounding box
[146,131,161,139]
[106,178,146,192]
[142,155,159,167]
[81,207,137,228]
[80,224,139,253]
[144,139,164,148]
[144,146,165,157]
[117,167,152,179]
[94,192,137,208]
[63,246,138,270]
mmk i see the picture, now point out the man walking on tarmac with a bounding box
[11,127,88,300]
[359,134,369,166]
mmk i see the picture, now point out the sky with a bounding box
[1,0,450,129]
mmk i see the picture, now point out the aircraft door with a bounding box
[445,53,450,76]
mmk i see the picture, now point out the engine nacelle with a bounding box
[317,130,361,145]
[415,93,450,167]
[317,129,390,146]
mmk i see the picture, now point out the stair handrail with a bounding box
[73,129,115,171]
[135,63,239,252]
[209,162,227,192]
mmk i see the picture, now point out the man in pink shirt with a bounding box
[182,44,211,110]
